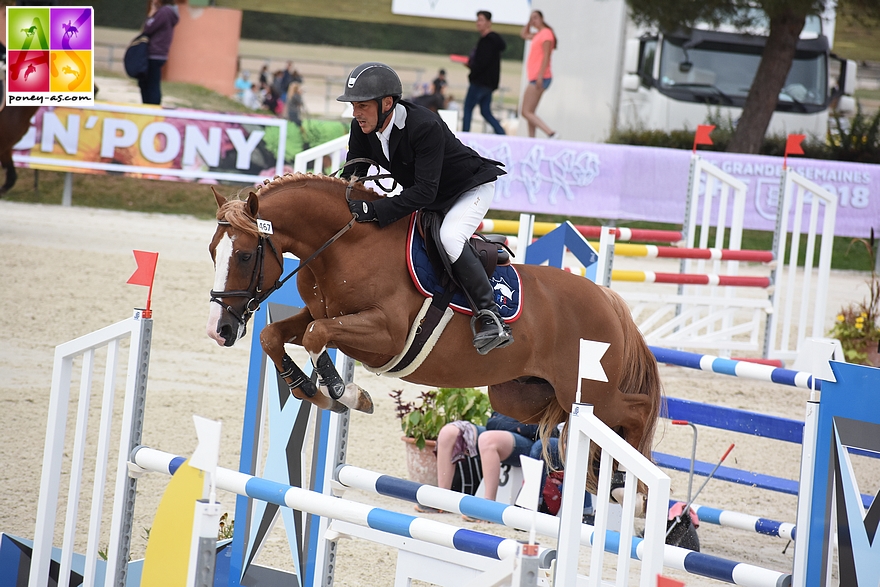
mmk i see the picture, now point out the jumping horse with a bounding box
[206,172,662,489]
[0,105,39,196]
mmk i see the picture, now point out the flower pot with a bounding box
[865,341,880,368]
[402,436,437,486]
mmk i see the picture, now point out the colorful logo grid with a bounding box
[6,6,94,106]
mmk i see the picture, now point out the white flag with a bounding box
[190,415,222,476]
[578,339,610,383]
[515,455,545,512]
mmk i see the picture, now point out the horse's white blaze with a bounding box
[206,233,234,345]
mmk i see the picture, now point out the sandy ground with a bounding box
[1,199,878,586]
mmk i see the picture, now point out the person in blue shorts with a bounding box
[423,411,539,520]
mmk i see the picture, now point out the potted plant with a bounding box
[390,387,492,485]
[827,239,880,367]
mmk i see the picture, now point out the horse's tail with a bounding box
[540,287,663,495]
[602,286,663,463]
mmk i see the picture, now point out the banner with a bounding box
[462,134,878,239]
[12,103,286,183]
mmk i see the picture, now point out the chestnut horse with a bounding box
[0,105,39,196]
[206,173,662,476]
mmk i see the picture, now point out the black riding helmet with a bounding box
[337,62,403,131]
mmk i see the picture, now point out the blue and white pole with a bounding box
[670,500,797,541]
[335,465,792,587]
[650,346,818,390]
[131,447,519,562]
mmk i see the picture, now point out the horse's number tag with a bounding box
[257,219,273,234]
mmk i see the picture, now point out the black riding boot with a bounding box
[451,244,513,355]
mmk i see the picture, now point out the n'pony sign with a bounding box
[12,103,286,183]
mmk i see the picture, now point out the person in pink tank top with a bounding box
[520,10,557,138]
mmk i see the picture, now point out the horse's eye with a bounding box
[239,252,252,263]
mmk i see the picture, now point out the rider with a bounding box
[337,62,512,355]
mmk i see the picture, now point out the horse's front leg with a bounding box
[260,309,372,414]
[301,306,406,397]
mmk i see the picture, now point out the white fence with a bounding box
[29,312,151,587]
[765,168,837,362]
[555,404,670,587]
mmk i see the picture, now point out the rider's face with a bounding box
[351,101,378,133]
[351,97,393,133]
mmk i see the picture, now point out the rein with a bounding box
[210,166,389,325]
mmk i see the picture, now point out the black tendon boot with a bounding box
[279,355,318,397]
[450,244,513,355]
[313,350,346,400]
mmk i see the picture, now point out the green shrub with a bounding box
[390,387,492,449]
[610,104,880,164]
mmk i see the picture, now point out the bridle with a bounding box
[209,160,395,327]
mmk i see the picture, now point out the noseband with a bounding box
[210,164,391,326]
[209,211,357,327]
[209,223,285,326]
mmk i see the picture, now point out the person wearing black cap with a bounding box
[337,62,513,355]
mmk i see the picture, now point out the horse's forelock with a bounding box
[217,200,261,237]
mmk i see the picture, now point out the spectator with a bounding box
[286,82,304,126]
[462,10,506,135]
[234,70,251,103]
[258,64,270,88]
[241,82,259,110]
[138,0,179,105]
[529,437,594,521]
[279,61,293,103]
[421,412,539,521]
[432,68,448,96]
[520,10,557,138]
[262,83,280,115]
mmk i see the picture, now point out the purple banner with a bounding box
[461,133,878,238]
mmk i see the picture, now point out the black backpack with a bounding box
[450,454,483,496]
[124,34,150,79]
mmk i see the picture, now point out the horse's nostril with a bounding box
[219,323,235,344]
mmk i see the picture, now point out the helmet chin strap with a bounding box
[374,96,398,132]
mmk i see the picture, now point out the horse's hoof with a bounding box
[341,383,373,414]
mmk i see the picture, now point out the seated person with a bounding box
[422,412,539,519]
[530,436,594,522]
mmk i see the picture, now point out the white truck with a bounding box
[522,0,857,142]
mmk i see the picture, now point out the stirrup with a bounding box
[314,351,346,400]
[470,310,513,355]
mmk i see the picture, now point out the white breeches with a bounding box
[439,182,496,262]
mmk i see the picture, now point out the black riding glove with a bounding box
[348,199,378,222]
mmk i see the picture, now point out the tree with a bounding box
[625,0,880,154]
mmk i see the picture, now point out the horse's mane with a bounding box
[215,172,378,236]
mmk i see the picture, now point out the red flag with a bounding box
[693,124,715,153]
[127,250,159,287]
[785,134,805,157]
[657,575,685,587]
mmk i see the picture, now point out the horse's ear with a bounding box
[246,191,260,217]
[211,186,226,209]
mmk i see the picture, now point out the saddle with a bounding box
[365,211,517,377]
[417,210,512,284]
